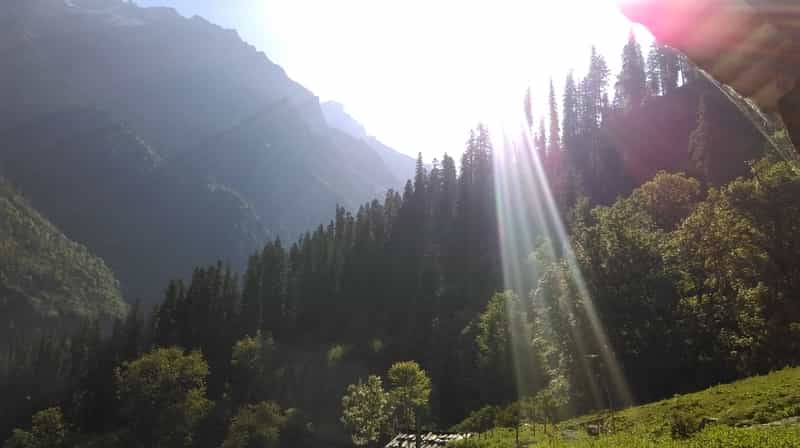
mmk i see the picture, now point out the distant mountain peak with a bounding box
[320,101,369,141]
[0,0,418,302]
[320,101,416,183]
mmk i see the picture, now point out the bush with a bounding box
[451,406,500,433]
[669,410,701,439]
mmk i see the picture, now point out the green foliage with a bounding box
[494,402,524,429]
[615,33,647,110]
[221,402,287,448]
[2,408,67,448]
[2,430,36,448]
[451,406,500,433]
[114,347,212,447]
[628,172,702,230]
[340,362,433,446]
[4,7,795,448]
[387,361,432,430]
[669,409,701,440]
[0,180,126,329]
[475,292,539,403]
[341,375,392,446]
[667,159,800,379]
[230,332,281,405]
[327,344,349,366]
[451,425,800,448]
[529,157,800,408]
[452,368,800,447]
[646,43,681,96]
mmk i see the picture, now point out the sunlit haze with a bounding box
[137,0,651,159]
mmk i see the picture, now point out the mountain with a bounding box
[321,101,417,183]
[0,108,269,303]
[0,178,127,339]
[0,0,412,301]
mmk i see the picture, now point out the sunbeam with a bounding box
[490,114,635,415]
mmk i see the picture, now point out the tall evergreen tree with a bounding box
[579,47,610,134]
[615,32,647,110]
[562,72,580,158]
[524,86,534,131]
[260,240,287,338]
[688,93,711,180]
[660,46,681,94]
[439,154,458,225]
[414,153,427,203]
[241,255,263,338]
[646,43,681,96]
[646,42,662,96]
[536,119,548,162]
[547,79,561,156]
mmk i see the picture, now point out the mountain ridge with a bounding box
[0,178,127,339]
[0,0,413,302]
[321,101,417,183]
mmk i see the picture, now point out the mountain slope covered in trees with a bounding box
[3,10,798,448]
[0,108,269,302]
[0,0,414,301]
[0,178,126,339]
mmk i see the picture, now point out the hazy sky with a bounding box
[137,0,651,159]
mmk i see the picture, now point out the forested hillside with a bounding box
[3,6,799,448]
[0,0,412,301]
[0,108,268,302]
[0,177,126,352]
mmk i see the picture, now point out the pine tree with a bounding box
[660,46,681,94]
[524,86,534,131]
[562,72,579,156]
[547,79,561,156]
[688,93,711,180]
[580,47,610,133]
[121,300,144,361]
[154,280,185,346]
[427,158,442,212]
[260,239,287,337]
[646,43,681,96]
[646,42,663,96]
[241,255,263,338]
[440,154,458,223]
[615,32,647,111]
[536,118,548,162]
[414,153,427,204]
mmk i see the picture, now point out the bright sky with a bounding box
[136,0,651,159]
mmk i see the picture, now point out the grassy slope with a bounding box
[452,367,800,447]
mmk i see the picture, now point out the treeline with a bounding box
[1,125,502,446]
[4,36,798,447]
[532,36,759,208]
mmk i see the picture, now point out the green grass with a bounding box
[451,367,800,447]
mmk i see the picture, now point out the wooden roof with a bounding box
[385,433,475,448]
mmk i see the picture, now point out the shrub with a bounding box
[669,410,701,439]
